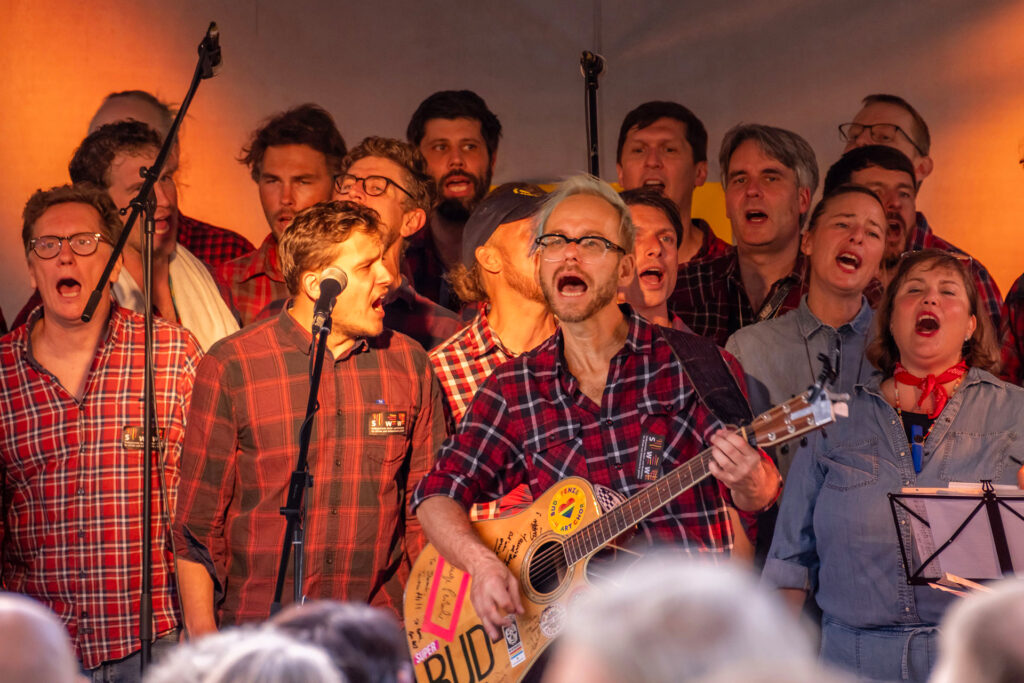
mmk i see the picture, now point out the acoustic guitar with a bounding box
[404,384,848,683]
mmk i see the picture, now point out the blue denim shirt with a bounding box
[726,296,878,477]
[764,368,1024,629]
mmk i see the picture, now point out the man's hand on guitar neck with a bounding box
[416,496,525,640]
[707,429,782,512]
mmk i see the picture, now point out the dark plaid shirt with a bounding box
[1001,272,1024,386]
[213,234,290,328]
[908,212,1004,333]
[402,225,461,312]
[383,279,463,352]
[176,212,254,270]
[413,308,754,553]
[670,250,808,347]
[174,309,446,625]
[693,218,734,261]
[0,305,202,669]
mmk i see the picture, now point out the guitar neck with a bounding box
[562,446,715,564]
[561,387,845,564]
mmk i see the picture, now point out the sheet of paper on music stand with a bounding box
[903,483,1024,580]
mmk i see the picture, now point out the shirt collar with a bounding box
[794,295,874,339]
[552,304,649,376]
[274,304,368,359]
[465,304,514,358]
[241,233,283,282]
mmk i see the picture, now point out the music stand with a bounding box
[889,480,1024,585]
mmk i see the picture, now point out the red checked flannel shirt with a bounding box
[669,250,807,347]
[0,305,202,669]
[402,225,461,312]
[383,278,463,352]
[174,309,447,625]
[428,305,534,520]
[213,233,290,328]
[1001,273,1024,386]
[413,308,757,553]
[693,218,734,261]
[176,212,254,270]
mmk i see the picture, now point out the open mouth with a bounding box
[835,251,861,272]
[639,267,664,288]
[915,312,940,335]
[277,213,295,229]
[557,274,588,297]
[745,210,768,223]
[444,175,475,197]
[642,179,665,193]
[57,277,82,298]
[371,296,385,316]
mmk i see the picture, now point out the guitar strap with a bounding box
[657,326,753,426]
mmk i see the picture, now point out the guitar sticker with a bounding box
[503,618,526,667]
[539,604,566,638]
[548,484,586,534]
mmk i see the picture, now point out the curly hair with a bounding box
[68,120,161,188]
[278,201,384,296]
[240,104,347,182]
[22,183,123,251]
[339,136,436,213]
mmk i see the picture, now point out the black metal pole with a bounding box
[271,322,331,614]
[580,51,604,177]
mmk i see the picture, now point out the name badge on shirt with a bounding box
[636,430,665,483]
[122,426,166,451]
[367,410,408,436]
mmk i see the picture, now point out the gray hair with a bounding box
[144,626,345,683]
[550,554,817,683]
[533,174,635,254]
[932,578,1024,683]
[0,594,79,683]
[719,124,819,216]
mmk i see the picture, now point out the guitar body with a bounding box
[405,477,602,683]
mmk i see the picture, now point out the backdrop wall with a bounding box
[2,0,1023,322]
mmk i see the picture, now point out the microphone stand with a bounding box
[80,22,221,674]
[271,315,332,614]
[580,51,604,176]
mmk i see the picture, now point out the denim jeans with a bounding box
[85,630,179,683]
[821,616,938,682]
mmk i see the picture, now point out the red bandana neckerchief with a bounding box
[893,360,968,419]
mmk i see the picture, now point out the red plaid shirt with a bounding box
[383,279,463,352]
[669,250,808,347]
[1001,272,1024,386]
[402,225,461,312]
[174,309,446,625]
[176,212,254,270]
[693,218,734,261]
[909,212,1004,333]
[0,305,202,669]
[428,305,534,519]
[413,308,754,553]
[213,233,290,328]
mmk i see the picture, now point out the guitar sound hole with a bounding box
[526,540,568,595]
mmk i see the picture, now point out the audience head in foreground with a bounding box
[932,579,1024,683]
[0,593,80,683]
[543,556,826,683]
[271,600,413,683]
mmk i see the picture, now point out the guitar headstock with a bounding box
[748,388,849,449]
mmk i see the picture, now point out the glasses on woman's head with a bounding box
[28,232,108,259]
[838,122,927,157]
[336,174,414,201]
[534,234,626,263]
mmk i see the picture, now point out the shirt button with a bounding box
[905,607,911,613]
[78,570,86,578]
[334,459,342,467]
[891,420,896,425]
[330,508,338,515]
[326,557,333,565]
[81,627,94,635]
[78,529,86,538]
[77,487,85,495]
[899,451,905,457]
[605,419,613,426]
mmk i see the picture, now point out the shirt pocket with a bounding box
[524,420,583,483]
[935,430,1020,484]
[821,438,881,491]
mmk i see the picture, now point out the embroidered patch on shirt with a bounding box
[122,426,166,451]
[636,430,665,483]
[367,410,408,436]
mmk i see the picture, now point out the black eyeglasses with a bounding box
[838,122,926,157]
[336,174,415,201]
[28,232,109,260]
[534,234,626,263]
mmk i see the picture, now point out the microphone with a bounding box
[580,51,605,78]
[311,267,348,337]
[200,22,222,78]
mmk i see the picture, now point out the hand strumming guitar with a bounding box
[707,428,782,512]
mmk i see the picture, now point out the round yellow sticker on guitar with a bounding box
[548,484,586,534]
